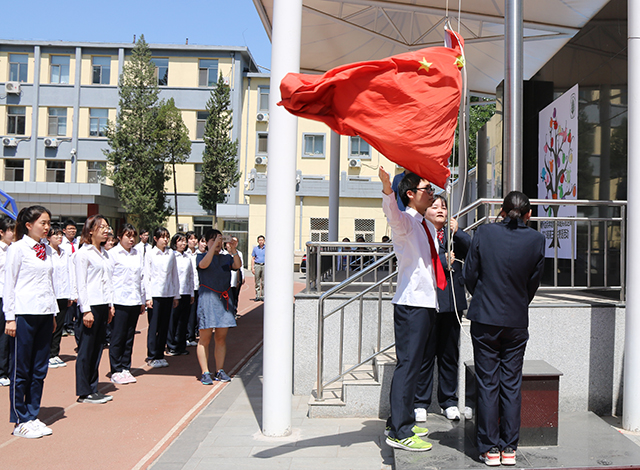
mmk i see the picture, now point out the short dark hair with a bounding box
[170,232,186,251]
[118,223,137,240]
[204,229,222,242]
[48,223,64,237]
[432,194,447,209]
[152,227,170,245]
[185,230,196,241]
[63,219,76,230]
[502,191,531,221]
[398,172,422,207]
[257,235,265,241]
[139,228,149,236]
[0,216,16,234]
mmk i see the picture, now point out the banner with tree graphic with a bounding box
[538,84,578,259]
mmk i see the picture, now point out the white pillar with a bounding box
[623,0,640,432]
[503,0,523,193]
[262,0,302,437]
[328,131,340,241]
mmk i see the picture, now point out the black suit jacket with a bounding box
[463,217,545,329]
[437,228,471,314]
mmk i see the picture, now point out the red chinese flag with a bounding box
[278,30,464,189]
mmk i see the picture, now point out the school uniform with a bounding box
[144,246,180,361]
[0,241,11,382]
[49,244,76,362]
[75,244,113,398]
[60,236,79,335]
[382,192,438,440]
[166,250,194,354]
[4,236,58,424]
[109,244,144,373]
[186,248,200,344]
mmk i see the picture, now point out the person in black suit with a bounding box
[463,191,545,467]
[414,194,471,423]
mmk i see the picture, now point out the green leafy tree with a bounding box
[157,98,192,226]
[198,73,241,220]
[104,35,171,230]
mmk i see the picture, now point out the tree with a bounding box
[198,73,241,221]
[104,35,172,231]
[157,98,192,227]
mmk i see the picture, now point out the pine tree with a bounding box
[104,35,171,231]
[198,73,241,219]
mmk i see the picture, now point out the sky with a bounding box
[2,0,272,70]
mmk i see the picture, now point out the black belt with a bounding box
[255,263,264,265]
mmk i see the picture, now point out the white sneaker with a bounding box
[148,359,164,369]
[32,419,53,436]
[48,358,60,369]
[111,372,127,384]
[13,421,43,439]
[122,370,137,384]
[159,359,169,368]
[443,406,461,420]
[54,357,67,368]
[414,407,427,422]
[463,406,473,419]
[0,377,9,386]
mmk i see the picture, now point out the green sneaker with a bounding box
[386,434,433,452]
[384,425,429,437]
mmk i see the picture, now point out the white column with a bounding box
[328,131,340,241]
[503,0,523,193]
[262,0,302,437]
[623,0,640,432]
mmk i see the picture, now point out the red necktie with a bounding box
[34,242,46,261]
[438,228,445,245]
[71,242,75,253]
[422,219,446,290]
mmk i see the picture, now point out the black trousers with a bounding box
[386,304,436,439]
[415,310,461,410]
[0,299,9,378]
[471,321,529,453]
[186,290,199,342]
[109,305,141,373]
[166,294,191,353]
[147,297,173,360]
[76,304,109,397]
[50,298,69,358]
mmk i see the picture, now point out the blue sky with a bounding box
[2,0,272,70]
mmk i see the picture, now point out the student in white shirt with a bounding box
[379,167,441,452]
[135,228,151,257]
[61,219,79,338]
[4,206,58,439]
[75,214,114,405]
[0,216,16,387]
[144,227,180,368]
[47,223,76,370]
[109,224,145,385]
[166,233,195,356]
[185,231,199,348]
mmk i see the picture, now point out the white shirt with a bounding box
[110,244,145,306]
[222,249,244,288]
[75,244,114,313]
[61,236,79,255]
[50,245,77,300]
[135,241,151,257]
[3,235,59,320]
[174,250,195,296]
[188,248,199,291]
[382,191,438,309]
[0,241,9,296]
[144,246,180,301]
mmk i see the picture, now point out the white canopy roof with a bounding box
[253,0,611,95]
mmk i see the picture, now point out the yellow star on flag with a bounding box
[454,55,465,69]
[418,58,432,72]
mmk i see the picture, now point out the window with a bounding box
[355,219,375,242]
[303,134,325,158]
[350,136,371,159]
[310,218,329,242]
[92,56,111,85]
[4,160,24,182]
[89,108,109,137]
[7,106,26,135]
[259,87,269,111]
[196,111,209,139]
[151,58,168,86]
[50,55,70,84]
[9,54,28,82]
[194,164,203,190]
[48,108,67,136]
[193,217,213,237]
[199,59,219,87]
[87,161,104,183]
[257,133,268,154]
[46,161,65,182]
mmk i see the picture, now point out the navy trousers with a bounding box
[186,290,199,342]
[415,310,461,410]
[0,299,10,379]
[50,298,69,358]
[109,305,141,373]
[9,314,53,423]
[76,304,109,397]
[386,304,436,439]
[147,297,173,360]
[471,322,529,453]
[166,294,191,353]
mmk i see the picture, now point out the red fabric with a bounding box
[422,220,446,290]
[34,242,46,261]
[278,30,464,189]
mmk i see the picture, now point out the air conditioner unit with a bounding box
[2,137,17,147]
[256,112,269,123]
[5,82,21,94]
[255,156,268,165]
[349,158,362,168]
[177,223,189,232]
[44,137,59,148]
